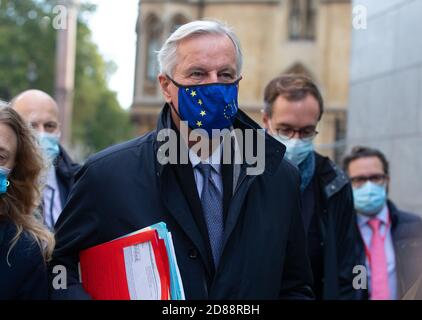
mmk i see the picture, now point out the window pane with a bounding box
[146,37,160,82]
[305,0,316,40]
[334,112,347,164]
[289,0,302,40]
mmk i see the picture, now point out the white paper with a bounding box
[123,241,161,300]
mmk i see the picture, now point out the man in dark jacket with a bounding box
[344,146,422,300]
[262,74,357,299]
[12,90,80,230]
[49,20,314,300]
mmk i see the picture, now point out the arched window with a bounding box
[288,0,316,40]
[169,13,189,34]
[305,0,317,39]
[289,0,302,40]
[146,37,160,82]
[144,14,162,84]
[333,111,347,164]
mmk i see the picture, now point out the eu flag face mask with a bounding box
[38,132,60,163]
[353,181,387,216]
[167,76,241,136]
[0,167,11,194]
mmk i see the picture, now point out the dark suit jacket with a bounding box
[311,154,358,300]
[355,200,422,299]
[0,220,49,300]
[50,104,314,300]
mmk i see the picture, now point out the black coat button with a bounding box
[189,249,198,259]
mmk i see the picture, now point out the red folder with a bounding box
[79,229,170,300]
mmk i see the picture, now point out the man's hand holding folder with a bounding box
[79,222,184,300]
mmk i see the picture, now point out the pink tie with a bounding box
[368,218,390,300]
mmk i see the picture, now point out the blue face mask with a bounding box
[272,135,314,166]
[353,181,387,216]
[38,132,60,162]
[168,76,241,136]
[0,167,11,195]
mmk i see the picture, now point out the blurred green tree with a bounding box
[0,0,134,157]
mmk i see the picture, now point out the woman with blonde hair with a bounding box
[0,106,55,299]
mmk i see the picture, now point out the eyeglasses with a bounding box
[273,127,319,140]
[350,174,388,188]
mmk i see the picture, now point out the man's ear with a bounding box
[158,74,172,103]
[262,111,270,130]
[236,75,242,89]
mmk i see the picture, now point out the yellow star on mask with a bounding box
[196,120,202,127]
[198,99,203,105]
[190,90,197,97]
[200,110,206,117]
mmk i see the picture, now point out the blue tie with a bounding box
[197,163,224,267]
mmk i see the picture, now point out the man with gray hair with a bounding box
[51,20,313,299]
[0,99,8,108]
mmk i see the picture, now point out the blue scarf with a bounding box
[298,152,316,193]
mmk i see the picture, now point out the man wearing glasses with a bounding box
[262,74,357,300]
[344,146,422,300]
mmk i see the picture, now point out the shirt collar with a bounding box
[357,203,389,227]
[188,142,222,173]
[45,165,58,190]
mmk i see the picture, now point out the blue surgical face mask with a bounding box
[0,167,11,195]
[167,76,241,136]
[268,123,314,166]
[271,132,314,166]
[353,181,387,216]
[38,132,60,162]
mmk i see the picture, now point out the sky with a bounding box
[87,0,139,109]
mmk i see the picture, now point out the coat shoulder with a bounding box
[0,220,47,299]
[84,131,156,169]
[391,202,422,235]
[0,221,44,270]
[314,152,351,199]
[390,202,422,244]
[395,209,421,224]
[58,145,80,170]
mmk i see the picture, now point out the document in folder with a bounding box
[79,229,170,300]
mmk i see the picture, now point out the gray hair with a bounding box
[0,99,9,108]
[157,20,243,77]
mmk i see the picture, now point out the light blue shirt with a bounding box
[188,144,223,197]
[43,166,62,230]
[357,204,398,299]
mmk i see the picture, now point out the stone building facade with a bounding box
[132,0,352,161]
[348,0,422,214]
